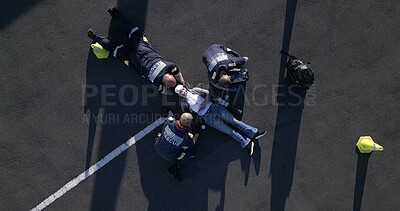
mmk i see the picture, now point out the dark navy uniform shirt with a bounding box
[135,40,180,87]
[202,44,247,84]
[155,118,194,161]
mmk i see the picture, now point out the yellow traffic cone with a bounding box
[356,136,384,153]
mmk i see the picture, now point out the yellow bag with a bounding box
[90,42,109,59]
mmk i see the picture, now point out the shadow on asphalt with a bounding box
[269,0,308,210]
[231,84,262,184]
[0,0,43,29]
[83,1,255,210]
[84,1,155,210]
[209,83,262,184]
[353,147,371,211]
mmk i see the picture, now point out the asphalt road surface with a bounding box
[1,0,399,210]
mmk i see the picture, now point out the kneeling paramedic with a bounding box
[155,113,199,181]
[202,44,249,92]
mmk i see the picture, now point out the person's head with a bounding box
[179,113,193,127]
[218,75,231,88]
[175,85,188,97]
[162,73,177,88]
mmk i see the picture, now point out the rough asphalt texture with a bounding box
[1,0,400,210]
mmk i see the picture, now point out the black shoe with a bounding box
[107,6,117,17]
[87,28,97,40]
[168,166,181,182]
[254,130,266,140]
[246,141,254,156]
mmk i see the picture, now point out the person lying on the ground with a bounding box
[202,44,249,92]
[87,7,188,95]
[174,85,266,156]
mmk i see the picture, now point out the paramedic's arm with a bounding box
[210,80,229,91]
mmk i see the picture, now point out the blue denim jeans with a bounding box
[203,104,257,148]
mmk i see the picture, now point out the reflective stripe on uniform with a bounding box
[148,61,167,82]
[211,72,217,80]
[113,45,124,57]
[128,27,139,38]
[177,152,186,160]
[163,125,184,146]
[208,54,228,72]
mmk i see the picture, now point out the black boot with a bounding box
[107,6,117,17]
[254,130,266,140]
[87,28,98,40]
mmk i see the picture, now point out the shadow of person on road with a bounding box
[269,0,309,210]
[83,1,159,210]
[269,81,306,211]
[209,82,262,185]
[0,0,44,29]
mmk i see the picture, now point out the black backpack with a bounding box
[281,51,314,89]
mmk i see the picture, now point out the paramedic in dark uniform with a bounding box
[155,113,199,181]
[87,7,188,95]
[202,44,249,91]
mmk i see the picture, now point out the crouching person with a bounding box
[202,44,249,92]
[155,113,199,181]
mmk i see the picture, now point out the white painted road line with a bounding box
[30,117,165,211]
